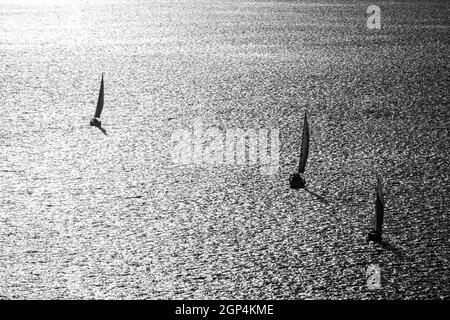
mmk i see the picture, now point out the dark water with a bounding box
[0,0,449,299]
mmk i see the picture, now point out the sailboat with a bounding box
[90,73,106,134]
[290,112,310,189]
[368,174,384,242]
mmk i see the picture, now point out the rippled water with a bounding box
[0,0,449,299]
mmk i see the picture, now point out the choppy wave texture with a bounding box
[0,0,449,299]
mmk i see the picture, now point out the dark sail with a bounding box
[373,174,384,233]
[376,174,385,207]
[94,73,104,119]
[298,112,310,173]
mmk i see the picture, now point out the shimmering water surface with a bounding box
[0,0,449,299]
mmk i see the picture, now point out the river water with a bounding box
[0,0,449,299]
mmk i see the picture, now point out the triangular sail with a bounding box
[298,112,310,173]
[374,174,384,232]
[376,174,385,207]
[94,73,104,119]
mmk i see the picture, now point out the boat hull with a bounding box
[289,173,306,189]
[90,118,101,127]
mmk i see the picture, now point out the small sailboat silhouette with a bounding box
[290,112,309,189]
[368,174,385,242]
[90,73,106,135]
